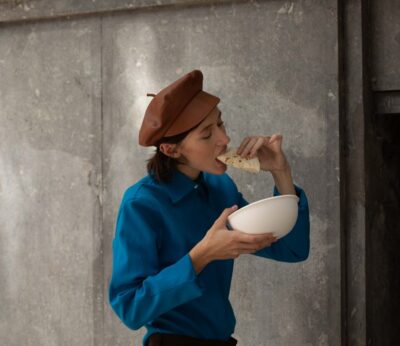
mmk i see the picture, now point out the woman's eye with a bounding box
[202,122,225,139]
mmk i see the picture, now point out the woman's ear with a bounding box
[159,143,181,158]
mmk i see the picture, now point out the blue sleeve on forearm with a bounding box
[108,199,204,330]
[252,184,310,262]
[237,191,249,208]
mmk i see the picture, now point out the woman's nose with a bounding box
[217,128,230,146]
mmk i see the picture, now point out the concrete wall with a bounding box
[0,1,340,345]
[340,1,366,344]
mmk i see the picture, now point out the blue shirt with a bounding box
[109,170,310,346]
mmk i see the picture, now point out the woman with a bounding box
[109,70,310,346]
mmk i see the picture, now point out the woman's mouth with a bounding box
[215,158,226,168]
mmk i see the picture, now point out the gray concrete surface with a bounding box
[371,0,400,91]
[0,0,252,24]
[341,1,366,344]
[1,1,340,345]
[0,18,103,345]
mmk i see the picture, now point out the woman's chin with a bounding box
[198,160,227,175]
[214,159,227,173]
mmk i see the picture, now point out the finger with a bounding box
[253,237,277,248]
[268,134,282,144]
[237,137,251,155]
[214,205,238,227]
[248,137,265,158]
[236,232,275,241]
[249,237,277,250]
[238,241,274,254]
[261,237,278,246]
[263,136,271,145]
[236,232,276,244]
[268,134,277,144]
[240,137,259,158]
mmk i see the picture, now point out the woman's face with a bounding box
[171,107,230,179]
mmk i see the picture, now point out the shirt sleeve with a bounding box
[237,190,249,208]
[251,184,310,262]
[108,198,204,330]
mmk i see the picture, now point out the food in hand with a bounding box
[217,149,260,173]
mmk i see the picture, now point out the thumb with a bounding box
[269,133,282,144]
[214,205,238,227]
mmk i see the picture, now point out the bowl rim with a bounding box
[229,194,299,218]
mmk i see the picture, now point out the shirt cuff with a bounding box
[273,184,308,211]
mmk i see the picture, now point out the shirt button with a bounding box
[194,185,198,189]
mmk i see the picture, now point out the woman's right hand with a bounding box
[189,205,278,274]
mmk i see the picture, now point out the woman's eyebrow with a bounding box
[200,124,213,133]
[199,112,222,133]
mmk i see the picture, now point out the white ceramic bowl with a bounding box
[227,195,299,238]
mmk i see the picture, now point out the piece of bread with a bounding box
[217,148,260,173]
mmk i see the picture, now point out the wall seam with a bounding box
[99,15,105,346]
[0,0,250,25]
[361,0,372,344]
[337,0,348,344]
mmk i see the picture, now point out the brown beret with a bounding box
[139,69,220,147]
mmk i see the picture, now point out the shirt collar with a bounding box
[160,170,208,204]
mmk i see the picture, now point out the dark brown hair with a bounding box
[146,126,195,183]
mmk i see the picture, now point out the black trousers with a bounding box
[148,333,238,346]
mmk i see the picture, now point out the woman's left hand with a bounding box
[236,134,289,173]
